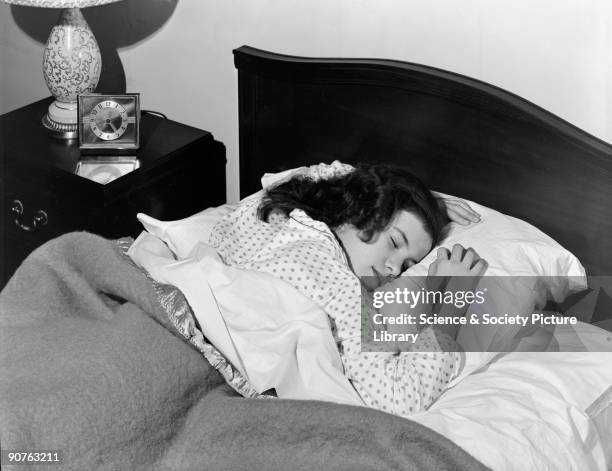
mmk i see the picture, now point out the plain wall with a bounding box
[1,0,611,203]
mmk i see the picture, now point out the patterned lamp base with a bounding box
[42,7,101,139]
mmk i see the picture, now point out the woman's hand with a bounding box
[425,245,488,337]
[426,244,488,295]
[437,197,481,225]
[427,244,488,278]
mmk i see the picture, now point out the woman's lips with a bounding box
[371,267,388,287]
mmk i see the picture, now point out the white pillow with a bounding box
[137,203,238,260]
[411,192,586,290]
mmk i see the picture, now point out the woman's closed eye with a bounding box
[390,236,398,248]
[390,236,415,272]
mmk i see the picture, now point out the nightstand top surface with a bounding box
[0,97,213,176]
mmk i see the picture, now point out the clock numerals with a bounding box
[89,100,129,141]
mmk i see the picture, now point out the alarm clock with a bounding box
[78,93,140,153]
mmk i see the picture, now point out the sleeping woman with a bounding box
[209,161,487,417]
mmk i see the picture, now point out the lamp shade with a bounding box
[0,0,120,7]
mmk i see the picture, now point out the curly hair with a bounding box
[257,163,449,244]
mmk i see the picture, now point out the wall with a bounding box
[1,0,611,203]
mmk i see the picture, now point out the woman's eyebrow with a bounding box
[393,226,409,246]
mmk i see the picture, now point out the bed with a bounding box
[1,46,611,471]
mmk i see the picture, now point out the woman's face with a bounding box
[335,210,433,290]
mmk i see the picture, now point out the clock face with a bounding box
[89,100,131,141]
[78,94,140,152]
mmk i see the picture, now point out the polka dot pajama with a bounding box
[209,163,462,416]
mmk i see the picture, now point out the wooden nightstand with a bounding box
[0,98,226,287]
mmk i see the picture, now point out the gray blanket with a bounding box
[0,232,488,470]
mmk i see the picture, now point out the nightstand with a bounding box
[0,98,226,288]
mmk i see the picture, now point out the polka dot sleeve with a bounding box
[328,288,463,417]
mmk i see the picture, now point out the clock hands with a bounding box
[90,101,128,140]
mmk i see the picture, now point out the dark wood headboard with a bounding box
[233,46,612,276]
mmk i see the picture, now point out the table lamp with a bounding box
[2,0,122,139]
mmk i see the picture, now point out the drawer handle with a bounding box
[11,199,49,233]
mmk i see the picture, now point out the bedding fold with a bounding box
[0,232,488,471]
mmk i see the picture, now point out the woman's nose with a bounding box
[385,259,402,277]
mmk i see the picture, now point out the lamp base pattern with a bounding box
[42,8,101,104]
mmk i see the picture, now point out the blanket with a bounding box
[0,232,488,471]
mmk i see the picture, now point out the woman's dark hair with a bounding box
[257,163,449,244]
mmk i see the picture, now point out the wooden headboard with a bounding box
[233,45,612,276]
